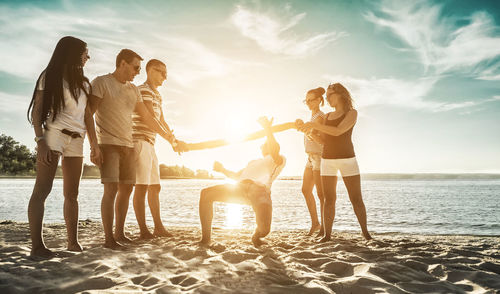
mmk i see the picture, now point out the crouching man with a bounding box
[199,117,286,247]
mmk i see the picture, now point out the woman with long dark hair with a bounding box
[27,36,101,257]
[299,83,371,242]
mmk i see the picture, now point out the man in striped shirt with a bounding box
[132,59,183,239]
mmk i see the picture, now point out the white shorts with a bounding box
[134,140,160,185]
[320,157,360,177]
[44,128,84,157]
[305,153,321,171]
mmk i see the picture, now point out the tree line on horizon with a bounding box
[0,134,213,179]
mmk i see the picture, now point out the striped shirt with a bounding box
[132,83,162,145]
[304,111,325,154]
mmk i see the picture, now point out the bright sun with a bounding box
[223,203,243,228]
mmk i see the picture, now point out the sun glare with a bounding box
[223,203,243,228]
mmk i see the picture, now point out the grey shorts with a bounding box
[99,144,136,184]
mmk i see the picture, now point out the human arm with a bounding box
[84,99,102,167]
[213,161,243,180]
[306,114,325,144]
[301,110,357,136]
[31,90,52,165]
[258,116,283,166]
[158,107,189,153]
[135,101,175,144]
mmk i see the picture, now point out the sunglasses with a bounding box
[126,62,141,72]
[302,97,320,104]
[153,68,167,76]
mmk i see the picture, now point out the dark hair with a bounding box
[307,87,325,106]
[146,59,166,72]
[328,83,354,110]
[27,36,90,128]
[116,49,143,68]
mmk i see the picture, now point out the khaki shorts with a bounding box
[305,153,321,171]
[238,179,272,207]
[99,144,136,184]
[320,157,360,177]
[134,140,160,185]
[44,128,84,157]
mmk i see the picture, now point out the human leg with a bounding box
[319,175,338,242]
[301,167,320,235]
[252,203,272,247]
[343,175,372,240]
[114,183,134,242]
[61,156,83,251]
[28,151,60,257]
[313,169,325,237]
[199,184,245,244]
[101,183,120,248]
[133,184,153,239]
[147,184,171,237]
[113,145,136,242]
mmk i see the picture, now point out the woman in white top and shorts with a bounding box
[27,36,101,258]
[299,83,372,242]
[299,87,326,236]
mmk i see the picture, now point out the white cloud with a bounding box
[230,5,347,57]
[0,4,252,87]
[322,74,496,113]
[365,0,500,77]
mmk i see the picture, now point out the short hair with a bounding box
[116,49,143,68]
[146,59,166,72]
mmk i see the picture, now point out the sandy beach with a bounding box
[0,221,499,293]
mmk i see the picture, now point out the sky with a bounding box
[0,0,499,176]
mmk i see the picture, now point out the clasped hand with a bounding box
[172,140,189,153]
[295,119,314,133]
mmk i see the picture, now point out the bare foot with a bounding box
[363,231,373,240]
[319,236,331,243]
[114,234,133,243]
[252,235,267,247]
[153,229,173,238]
[138,231,155,240]
[198,238,211,246]
[104,240,124,250]
[316,228,324,238]
[30,247,56,259]
[67,242,83,252]
[307,223,321,236]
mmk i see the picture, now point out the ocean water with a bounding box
[0,178,499,236]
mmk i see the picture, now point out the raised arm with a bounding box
[305,110,357,137]
[258,117,283,166]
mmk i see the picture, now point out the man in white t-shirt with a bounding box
[89,49,175,249]
[199,117,286,247]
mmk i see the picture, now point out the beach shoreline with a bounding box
[1,221,499,293]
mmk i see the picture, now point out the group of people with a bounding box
[27,36,371,258]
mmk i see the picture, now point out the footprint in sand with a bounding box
[170,274,200,287]
[320,261,354,277]
[131,274,161,287]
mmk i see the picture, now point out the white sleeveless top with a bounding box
[37,71,88,134]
